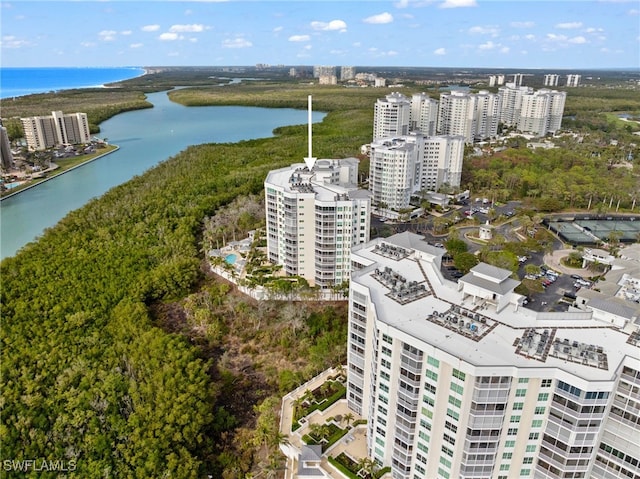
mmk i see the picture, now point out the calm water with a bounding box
[0,91,324,259]
[0,67,145,98]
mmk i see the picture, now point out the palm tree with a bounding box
[357,457,377,478]
[343,412,355,428]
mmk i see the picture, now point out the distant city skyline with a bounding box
[1,1,639,69]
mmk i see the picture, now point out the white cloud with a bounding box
[222,37,252,48]
[510,21,534,28]
[525,34,536,40]
[304,45,312,50]
[273,26,283,32]
[0,35,31,48]
[478,40,497,50]
[353,41,362,47]
[184,9,193,15]
[546,33,568,42]
[568,35,587,44]
[288,35,310,42]
[310,19,347,31]
[363,12,394,24]
[585,27,604,33]
[130,43,143,48]
[81,41,96,47]
[159,32,181,41]
[555,22,583,29]
[189,38,198,43]
[142,24,160,32]
[468,25,499,36]
[434,47,446,55]
[630,8,639,15]
[500,46,510,53]
[98,30,117,41]
[121,30,132,36]
[440,0,477,8]
[169,24,205,33]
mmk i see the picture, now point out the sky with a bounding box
[1,0,639,69]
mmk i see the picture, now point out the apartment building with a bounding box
[373,92,411,141]
[313,65,336,78]
[0,125,14,171]
[21,111,90,151]
[518,89,567,136]
[340,66,356,81]
[437,91,476,143]
[498,83,531,127]
[369,134,465,210]
[347,232,639,479]
[410,93,439,136]
[544,74,560,87]
[264,158,371,288]
[473,91,501,141]
[488,75,505,87]
[566,75,582,87]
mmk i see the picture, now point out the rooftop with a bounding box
[351,232,639,384]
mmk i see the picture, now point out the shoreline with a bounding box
[0,66,147,100]
[0,146,120,201]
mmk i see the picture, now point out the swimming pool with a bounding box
[225,254,237,265]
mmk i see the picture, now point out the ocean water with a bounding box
[0,67,145,98]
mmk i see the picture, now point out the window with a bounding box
[541,379,552,388]
[520,469,531,476]
[446,408,459,421]
[526,445,536,453]
[505,440,516,448]
[528,432,539,440]
[448,396,461,408]
[426,370,438,381]
[538,393,549,402]
[510,416,521,423]
[519,377,529,383]
[502,453,513,460]
[534,407,545,415]
[452,369,466,381]
[499,464,510,471]
[507,428,518,435]
[516,389,527,397]
[513,402,524,410]
[532,420,543,428]
[427,356,440,367]
[523,457,534,464]
[450,382,464,395]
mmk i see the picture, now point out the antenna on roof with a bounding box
[303,95,317,170]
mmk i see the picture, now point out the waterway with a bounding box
[1,91,325,259]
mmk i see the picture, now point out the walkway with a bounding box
[543,249,592,276]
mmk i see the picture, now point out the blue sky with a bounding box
[1,1,639,69]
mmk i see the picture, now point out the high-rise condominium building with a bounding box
[513,73,524,86]
[369,134,465,210]
[373,92,411,141]
[0,125,14,171]
[518,90,567,136]
[544,74,560,87]
[340,66,356,81]
[488,75,505,87]
[410,93,438,136]
[498,83,531,127]
[21,111,90,151]
[347,232,639,479]
[437,91,476,143]
[264,158,371,288]
[566,74,582,87]
[473,90,501,141]
[313,65,336,78]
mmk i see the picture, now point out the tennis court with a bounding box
[547,215,640,245]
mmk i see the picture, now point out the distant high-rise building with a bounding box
[0,125,14,171]
[473,90,501,140]
[346,232,640,479]
[498,83,532,127]
[373,92,411,141]
[544,74,559,87]
[340,66,356,81]
[566,74,582,87]
[410,93,438,136]
[313,65,336,78]
[374,78,387,88]
[513,73,524,86]
[437,91,476,143]
[369,134,465,209]
[21,111,90,151]
[518,89,566,136]
[488,75,505,87]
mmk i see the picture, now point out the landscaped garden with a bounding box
[292,379,346,431]
[329,453,391,479]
